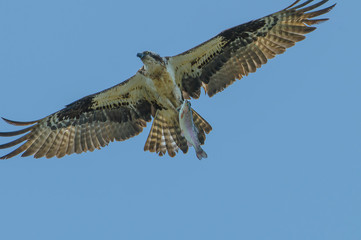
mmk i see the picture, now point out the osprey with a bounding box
[0,0,335,159]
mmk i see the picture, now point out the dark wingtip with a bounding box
[0,126,33,137]
[328,3,337,11]
[0,134,29,150]
[298,0,331,13]
[284,0,303,10]
[0,154,10,160]
[2,117,39,126]
[287,0,314,11]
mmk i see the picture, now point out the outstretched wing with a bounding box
[169,0,335,98]
[0,73,159,159]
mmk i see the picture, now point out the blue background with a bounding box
[0,1,359,239]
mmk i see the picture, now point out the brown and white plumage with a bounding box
[0,73,158,159]
[171,0,335,98]
[143,108,212,157]
[0,0,334,159]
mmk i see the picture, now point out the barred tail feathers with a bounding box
[144,108,212,158]
[144,110,188,157]
[191,108,212,145]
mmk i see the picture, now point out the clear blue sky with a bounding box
[0,1,359,239]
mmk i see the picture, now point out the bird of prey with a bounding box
[0,0,335,159]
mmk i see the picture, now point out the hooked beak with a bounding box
[136,52,144,59]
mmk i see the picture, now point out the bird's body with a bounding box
[0,0,335,159]
[140,54,182,111]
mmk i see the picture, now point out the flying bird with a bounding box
[0,0,335,159]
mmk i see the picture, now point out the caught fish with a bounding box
[179,100,207,160]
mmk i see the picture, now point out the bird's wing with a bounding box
[168,0,335,98]
[0,72,160,159]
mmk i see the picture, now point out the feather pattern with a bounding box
[0,0,333,159]
[143,108,211,157]
[0,73,157,159]
[144,110,188,157]
[170,0,335,97]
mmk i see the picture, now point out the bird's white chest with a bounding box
[146,64,182,109]
[166,64,182,101]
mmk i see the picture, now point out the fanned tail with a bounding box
[144,108,212,158]
[144,110,188,157]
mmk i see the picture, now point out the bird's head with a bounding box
[137,51,165,69]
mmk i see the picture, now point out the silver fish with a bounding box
[179,100,207,160]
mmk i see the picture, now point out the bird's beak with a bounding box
[136,52,144,59]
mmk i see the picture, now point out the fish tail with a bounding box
[196,146,207,160]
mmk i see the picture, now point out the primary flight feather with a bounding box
[0,0,335,159]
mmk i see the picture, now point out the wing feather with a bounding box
[46,130,63,158]
[56,129,70,158]
[0,134,29,149]
[0,126,34,137]
[22,129,48,157]
[94,123,106,148]
[85,122,95,152]
[0,73,159,159]
[169,0,335,98]
[4,141,34,159]
[73,125,83,154]
[288,0,312,10]
[34,131,57,158]
[66,127,76,155]
[1,117,41,126]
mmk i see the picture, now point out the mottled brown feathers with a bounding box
[0,0,333,159]
[144,110,188,157]
[144,108,212,157]
[1,117,41,126]
[171,0,335,98]
[0,74,156,159]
